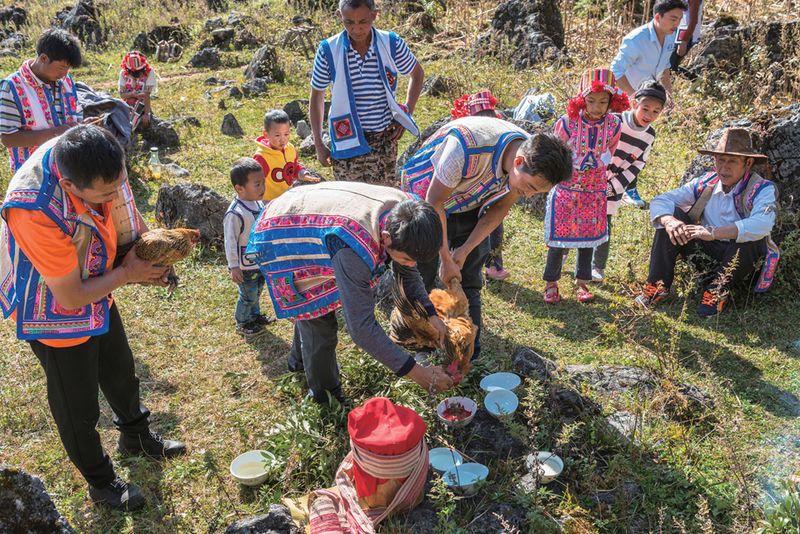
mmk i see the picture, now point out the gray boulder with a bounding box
[241,77,270,97]
[295,120,312,140]
[221,113,244,137]
[132,24,190,55]
[155,183,228,246]
[204,17,224,32]
[190,47,222,69]
[512,346,557,383]
[478,0,567,70]
[224,504,299,534]
[0,6,27,29]
[421,75,458,97]
[234,29,261,50]
[140,117,180,150]
[0,465,75,533]
[211,27,235,47]
[0,32,25,50]
[298,135,316,157]
[244,45,285,82]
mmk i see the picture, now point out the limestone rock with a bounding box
[140,117,180,150]
[283,99,308,124]
[155,183,228,246]
[221,113,244,137]
[190,47,222,69]
[245,45,285,82]
[421,75,458,97]
[233,29,261,50]
[56,0,104,46]
[211,27,235,47]
[224,504,299,534]
[204,17,225,32]
[295,120,312,140]
[241,77,269,97]
[512,346,557,383]
[0,32,25,50]
[0,6,27,29]
[298,134,316,157]
[0,465,74,533]
[132,25,190,55]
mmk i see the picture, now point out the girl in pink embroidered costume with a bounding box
[543,68,629,303]
[118,51,157,131]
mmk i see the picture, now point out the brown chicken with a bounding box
[389,276,477,385]
[116,228,201,291]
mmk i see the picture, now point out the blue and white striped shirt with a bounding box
[311,32,417,132]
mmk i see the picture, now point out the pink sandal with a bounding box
[576,282,594,303]
[544,282,560,304]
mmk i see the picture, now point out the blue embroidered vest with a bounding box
[246,182,412,320]
[0,138,140,340]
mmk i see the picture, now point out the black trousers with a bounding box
[286,312,343,402]
[29,304,150,487]
[543,246,593,282]
[647,208,767,290]
[418,209,490,359]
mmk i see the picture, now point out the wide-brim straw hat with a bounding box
[698,127,768,161]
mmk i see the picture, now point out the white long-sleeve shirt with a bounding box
[649,175,777,243]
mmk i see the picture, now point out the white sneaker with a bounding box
[623,188,646,209]
[591,267,604,282]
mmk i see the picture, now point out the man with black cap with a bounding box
[636,127,778,317]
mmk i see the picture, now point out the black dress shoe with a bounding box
[89,477,145,511]
[118,430,187,459]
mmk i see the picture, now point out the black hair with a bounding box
[230,157,263,188]
[634,79,668,105]
[263,109,291,131]
[339,0,376,11]
[384,200,442,263]
[653,0,688,16]
[54,125,124,189]
[518,133,573,186]
[36,29,83,68]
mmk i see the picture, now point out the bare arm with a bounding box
[425,178,459,283]
[616,75,636,97]
[404,62,424,114]
[452,191,518,266]
[309,87,331,166]
[1,126,70,148]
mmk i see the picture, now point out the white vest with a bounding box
[321,28,419,159]
[225,198,264,270]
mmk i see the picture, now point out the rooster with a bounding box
[389,276,477,384]
[115,228,201,291]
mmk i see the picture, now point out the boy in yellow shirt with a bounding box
[252,109,319,200]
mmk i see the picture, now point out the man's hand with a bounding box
[428,315,447,348]
[230,267,244,284]
[387,122,405,142]
[119,246,169,284]
[438,255,462,285]
[450,246,470,269]
[407,363,454,394]
[315,143,332,167]
[141,112,151,127]
[677,41,689,57]
[685,225,714,241]
[82,115,105,127]
[661,215,691,245]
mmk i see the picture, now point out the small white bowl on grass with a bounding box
[436,396,477,428]
[484,389,519,417]
[230,450,276,486]
[443,462,489,496]
[429,447,463,474]
[526,451,564,484]
[480,372,521,392]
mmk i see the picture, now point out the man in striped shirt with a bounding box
[309,0,424,185]
[593,80,665,282]
[0,29,98,172]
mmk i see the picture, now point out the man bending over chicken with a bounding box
[247,181,454,403]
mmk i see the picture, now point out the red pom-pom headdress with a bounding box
[450,90,503,119]
[567,68,630,120]
[121,51,152,77]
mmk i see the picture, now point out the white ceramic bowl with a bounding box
[436,396,477,428]
[429,447,463,474]
[480,372,522,392]
[525,451,564,484]
[484,389,519,417]
[443,462,489,496]
[230,450,276,486]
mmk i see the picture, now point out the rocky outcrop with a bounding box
[224,504,299,534]
[190,47,222,69]
[244,45,285,83]
[56,0,103,45]
[155,183,228,246]
[477,0,567,70]
[0,466,74,533]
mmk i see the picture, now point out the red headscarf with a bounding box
[121,51,152,77]
[567,67,630,120]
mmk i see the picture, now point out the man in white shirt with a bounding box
[670,0,704,80]
[636,128,777,317]
[610,0,687,106]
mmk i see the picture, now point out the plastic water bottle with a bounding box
[148,147,162,179]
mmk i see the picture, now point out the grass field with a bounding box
[1,1,799,532]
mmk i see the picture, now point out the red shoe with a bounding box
[544,282,560,304]
[485,266,511,281]
[634,282,670,308]
[697,290,728,318]
[576,282,594,303]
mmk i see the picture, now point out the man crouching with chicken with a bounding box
[247,181,454,403]
[0,125,186,511]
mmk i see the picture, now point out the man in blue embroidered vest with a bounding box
[309,0,424,185]
[0,29,99,172]
[400,117,574,358]
[247,182,453,403]
[0,126,187,511]
[636,128,778,317]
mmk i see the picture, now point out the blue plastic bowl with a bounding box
[443,462,489,496]
[429,447,463,474]
[484,389,519,417]
[480,372,521,392]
